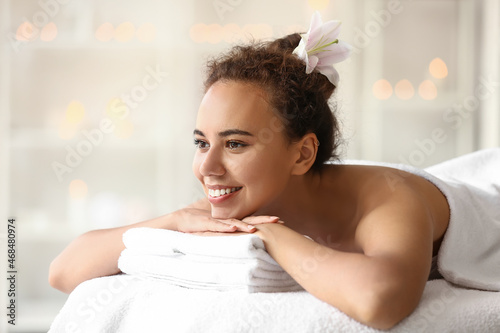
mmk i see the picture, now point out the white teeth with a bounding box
[209,187,241,198]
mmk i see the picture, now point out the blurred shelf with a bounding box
[6,26,197,52]
[11,40,171,52]
[10,128,163,149]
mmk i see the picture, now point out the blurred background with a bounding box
[0,0,498,332]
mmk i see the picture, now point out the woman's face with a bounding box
[193,81,298,219]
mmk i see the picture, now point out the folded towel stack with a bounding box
[118,227,303,293]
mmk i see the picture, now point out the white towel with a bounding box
[118,228,303,293]
[48,274,500,333]
[343,148,500,291]
[122,227,272,259]
[425,148,500,290]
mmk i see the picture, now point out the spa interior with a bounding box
[0,0,498,332]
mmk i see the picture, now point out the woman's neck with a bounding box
[254,165,357,239]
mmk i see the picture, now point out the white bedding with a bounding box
[49,274,500,333]
[49,149,500,332]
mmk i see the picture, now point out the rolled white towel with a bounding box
[123,227,274,261]
[118,228,303,293]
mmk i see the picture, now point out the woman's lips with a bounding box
[207,187,242,204]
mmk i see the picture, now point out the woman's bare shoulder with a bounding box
[344,164,449,246]
[323,163,432,197]
[323,164,449,243]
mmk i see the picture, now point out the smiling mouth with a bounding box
[208,187,242,198]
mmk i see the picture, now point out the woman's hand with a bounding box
[48,199,281,294]
[171,207,282,234]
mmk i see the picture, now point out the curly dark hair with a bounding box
[203,33,342,171]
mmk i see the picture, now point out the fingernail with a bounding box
[248,225,256,230]
[269,216,279,220]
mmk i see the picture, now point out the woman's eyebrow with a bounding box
[193,129,254,137]
[193,129,205,137]
[218,129,254,137]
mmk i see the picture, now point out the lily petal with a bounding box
[306,55,319,74]
[316,41,353,65]
[320,20,342,41]
[293,39,307,58]
[305,11,324,47]
[315,65,340,86]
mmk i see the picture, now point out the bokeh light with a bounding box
[372,79,393,100]
[205,24,223,44]
[16,21,37,41]
[189,23,206,43]
[69,179,88,199]
[40,22,57,41]
[308,0,330,10]
[115,22,135,42]
[65,100,85,124]
[106,97,127,120]
[95,22,115,42]
[222,23,242,43]
[419,80,438,100]
[395,79,415,100]
[429,57,448,79]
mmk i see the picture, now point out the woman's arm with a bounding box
[255,189,434,329]
[49,198,272,294]
[49,213,172,294]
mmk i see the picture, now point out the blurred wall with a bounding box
[0,0,498,332]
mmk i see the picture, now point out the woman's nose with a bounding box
[199,147,225,177]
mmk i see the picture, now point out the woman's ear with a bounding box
[291,133,318,175]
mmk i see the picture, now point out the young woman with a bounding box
[49,21,451,330]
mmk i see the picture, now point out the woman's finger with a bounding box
[191,231,247,237]
[215,218,258,232]
[241,215,281,225]
[204,219,239,232]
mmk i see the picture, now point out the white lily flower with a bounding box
[293,11,352,86]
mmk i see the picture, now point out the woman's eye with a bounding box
[194,139,209,149]
[226,141,247,150]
